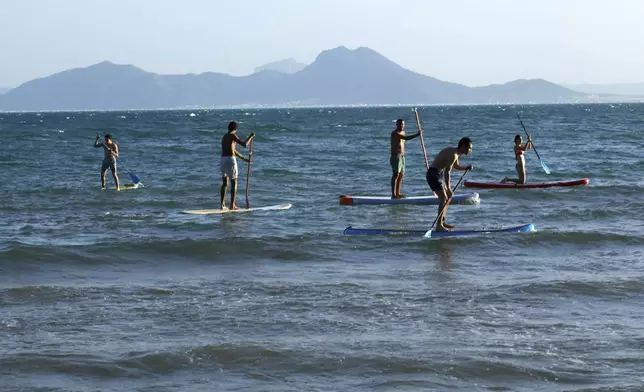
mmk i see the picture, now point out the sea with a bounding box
[1,104,643,391]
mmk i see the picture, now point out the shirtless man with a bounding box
[426,137,473,232]
[94,134,120,191]
[390,119,421,198]
[220,121,255,210]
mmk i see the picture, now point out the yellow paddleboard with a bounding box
[107,183,143,191]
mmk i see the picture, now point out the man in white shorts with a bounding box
[220,121,255,210]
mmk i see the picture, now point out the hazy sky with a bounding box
[1,0,643,87]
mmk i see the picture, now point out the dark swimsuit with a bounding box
[426,167,445,193]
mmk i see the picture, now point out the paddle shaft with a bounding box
[414,108,430,170]
[114,157,142,184]
[428,168,471,231]
[245,138,253,209]
[516,113,544,161]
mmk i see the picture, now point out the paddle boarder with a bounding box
[94,134,120,191]
[426,137,473,232]
[220,121,255,210]
[501,134,532,184]
[390,119,421,199]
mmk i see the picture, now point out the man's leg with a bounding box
[111,165,120,191]
[428,169,450,232]
[101,167,107,190]
[395,173,404,198]
[230,179,239,210]
[396,156,405,197]
[220,177,228,209]
[435,189,450,232]
[391,173,397,198]
[442,213,455,229]
[441,194,452,229]
[230,159,240,209]
[390,156,398,198]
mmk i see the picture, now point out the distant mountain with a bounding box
[565,82,644,96]
[0,46,590,111]
[0,87,10,95]
[254,58,307,74]
[474,79,581,104]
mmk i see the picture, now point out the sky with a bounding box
[1,0,643,88]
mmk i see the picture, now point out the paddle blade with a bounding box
[540,161,551,175]
[423,229,433,238]
[129,173,141,184]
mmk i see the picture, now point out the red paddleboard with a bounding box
[463,178,589,189]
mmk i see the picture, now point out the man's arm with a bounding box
[112,143,119,157]
[234,150,250,163]
[453,159,472,171]
[235,132,256,147]
[401,132,421,141]
[94,135,103,148]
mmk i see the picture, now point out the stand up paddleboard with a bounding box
[181,203,292,215]
[339,192,480,205]
[343,223,535,238]
[463,178,589,189]
[106,183,143,191]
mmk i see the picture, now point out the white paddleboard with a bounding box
[339,192,479,205]
[181,203,292,215]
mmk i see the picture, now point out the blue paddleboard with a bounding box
[343,223,535,237]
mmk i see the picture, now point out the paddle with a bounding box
[516,113,551,174]
[245,138,253,209]
[413,108,430,170]
[424,168,471,238]
[117,158,143,187]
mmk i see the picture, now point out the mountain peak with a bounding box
[254,58,307,74]
[308,45,399,74]
[86,61,146,73]
[315,46,383,61]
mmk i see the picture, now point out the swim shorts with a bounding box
[426,167,446,194]
[220,156,238,180]
[101,159,116,171]
[390,155,405,174]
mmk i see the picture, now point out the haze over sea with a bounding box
[1,103,643,391]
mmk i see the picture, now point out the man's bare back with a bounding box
[429,147,459,171]
[221,132,245,157]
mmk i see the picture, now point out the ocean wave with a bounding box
[524,231,644,245]
[498,277,644,298]
[0,235,335,267]
[0,344,602,385]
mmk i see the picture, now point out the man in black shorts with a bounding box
[426,137,473,231]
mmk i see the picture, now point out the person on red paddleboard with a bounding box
[501,134,532,184]
[220,121,255,210]
[426,137,473,232]
[390,119,421,199]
